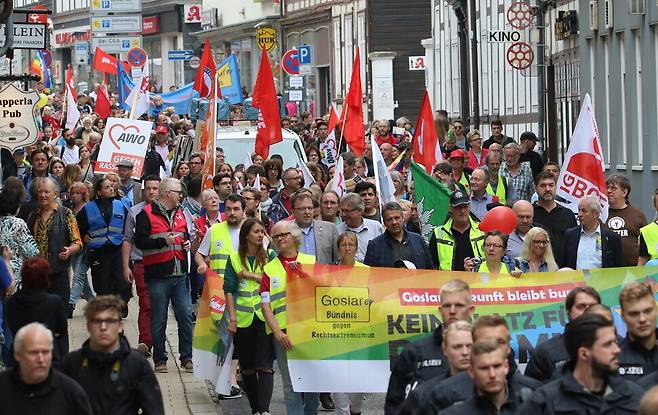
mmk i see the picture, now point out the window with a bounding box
[357,13,366,91]
[344,15,353,84]
[333,17,342,97]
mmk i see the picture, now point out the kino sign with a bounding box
[487,30,523,43]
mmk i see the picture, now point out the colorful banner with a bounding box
[192,269,233,394]
[117,64,199,116]
[286,265,658,392]
[217,55,244,105]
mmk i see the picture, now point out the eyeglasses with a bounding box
[485,243,504,249]
[532,240,549,245]
[167,189,182,194]
[272,232,291,240]
[285,176,301,181]
[243,196,256,201]
[90,318,121,327]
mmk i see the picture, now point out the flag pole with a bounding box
[336,102,349,156]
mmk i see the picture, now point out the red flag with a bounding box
[200,74,218,189]
[412,90,440,173]
[328,105,339,132]
[556,93,609,221]
[341,49,365,156]
[95,79,111,119]
[193,39,217,98]
[92,48,118,75]
[252,47,282,159]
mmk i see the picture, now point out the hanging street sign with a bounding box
[257,27,277,52]
[0,23,48,50]
[91,16,142,33]
[91,36,142,54]
[168,50,194,61]
[91,0,142,14]
[0,84,41,153]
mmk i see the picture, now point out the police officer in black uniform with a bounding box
[519,313,645,414]
[525,286,601,382]
[617,281,658,381]
[384,279,475,415]
[421,315,540,415]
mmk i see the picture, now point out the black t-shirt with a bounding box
[451,226,475,271]
[520,150,543,179]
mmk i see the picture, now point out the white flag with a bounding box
[556,94,609,221]
[244,152,253,169]
[65,68,80,130]
[331,156,346,197]
[298,162,316,187]
[371,136,397,208]
[125,63,150,118]
[254,173,261,190]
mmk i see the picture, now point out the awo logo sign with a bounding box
[399,289,441,306]
[210,295,225,315]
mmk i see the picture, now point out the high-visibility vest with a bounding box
[478,261,510,274]
[141,203,187,266]
[263,252,316,334]
[486,175,508,205]
[228,251,271,327]
[433,217,485,270]
[457,172,471,193]
[208,222,237,277]
[84,199,125,249]
[640,222,658,259]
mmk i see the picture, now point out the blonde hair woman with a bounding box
[517,227,559,272]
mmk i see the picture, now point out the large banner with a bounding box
[286,265,658,392]
[94,117,152,178]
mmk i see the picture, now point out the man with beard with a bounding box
[525,286,601,382]
[439,339,517,415]
[617,282,658,381]
[53,128,80,165]
[519,313,644,414]
[532,171,576,267]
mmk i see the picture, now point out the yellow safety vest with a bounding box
[434,217,485,270]
[263,252,316,334]
[208,222,237,276]
[457,172,471,193]
[478,261,510,274]
[486,175,508,205]
[640,222,658,259]
[228,251,272,328]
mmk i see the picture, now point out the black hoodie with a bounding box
[5,288,69,360]
[59,335,165,415]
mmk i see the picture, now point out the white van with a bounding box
[216,125,307,168]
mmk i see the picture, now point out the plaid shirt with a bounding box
[500,161,534,202]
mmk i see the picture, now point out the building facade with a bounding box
[579,0,658,213]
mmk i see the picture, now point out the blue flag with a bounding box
[118,64,200,115]
[216,55,244,105]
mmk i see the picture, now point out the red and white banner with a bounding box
[331,156,346,197]
[94,117,153,178]
[556,94,608,221]
[320,105,339,167]
[65,66,80,131]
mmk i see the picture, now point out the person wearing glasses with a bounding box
[464,231,522,276]
[465,130,488,171]
[60,295,164,414]
[135,178,194,373]
[180,152,204,191]
[516,227,559,273]
[76,177,131,307]
[260,220,318,415]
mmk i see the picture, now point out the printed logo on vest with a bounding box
[215,240,224,250]
[618,365,643,376]
[271,276,281,289]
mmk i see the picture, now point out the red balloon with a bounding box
[479,206,517,234]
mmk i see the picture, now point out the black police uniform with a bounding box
[617,332,658,381]
[384,326,449,415]
[525,333,570,382]
[438,386,526,415]
[518,371,645,414]
[421,357,540,415]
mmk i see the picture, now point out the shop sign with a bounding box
[257,27,277,52]
[142,16,159,34]
[0,84,40,153]
[0,23,48,50]
[184,5,202,23]
[91,15,142,33]
[91,36,142,54]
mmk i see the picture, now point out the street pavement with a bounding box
[69,299,385,414]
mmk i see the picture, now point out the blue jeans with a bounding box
[148,274,193,365]
[274,336,319,415]
[69,248,94,305]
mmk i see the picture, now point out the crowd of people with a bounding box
[0,84,657,414]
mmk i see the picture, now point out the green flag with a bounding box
[410,162,451,241]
